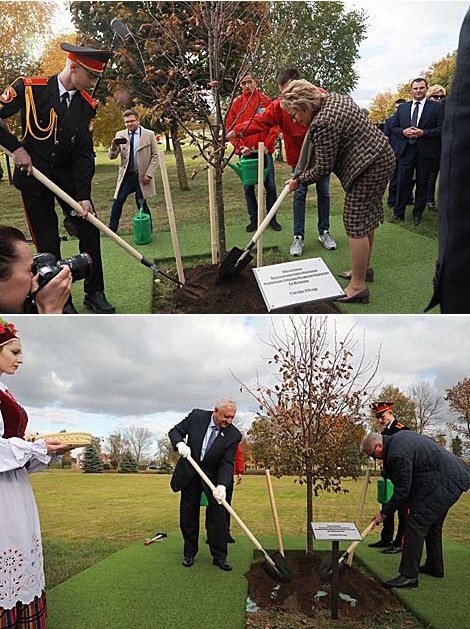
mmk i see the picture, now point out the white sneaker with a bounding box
[290,235,304,256]
[318,231,336,250]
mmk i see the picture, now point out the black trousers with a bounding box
[16,172,104,293]
[180,475,228,561]
[394,144,434,220]
[399,511,447,578]
[381,504,408,546]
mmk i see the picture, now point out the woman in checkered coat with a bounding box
[281,80,395,304]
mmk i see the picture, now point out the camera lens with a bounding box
[58,252,93,282]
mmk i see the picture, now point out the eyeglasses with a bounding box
[431,95,446,100]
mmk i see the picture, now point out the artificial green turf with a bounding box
[46,534,470,629]
[47,534,253,629]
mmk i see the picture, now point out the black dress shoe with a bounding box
[334,288,369,304]
[227,535,235,544]
[413,217,421,226]
[381,545,402,554]
[368,540,392,548]
[389,215,404,223]
[419,565,444,578]
[384,574,418,588]
[269,218,282,231]
[182,556,194,567]
[246,220,257,232]
[83,291,115,314]
[213,559,232,571]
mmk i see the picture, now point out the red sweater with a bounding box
[233,443,245,475]
[232,95,307,167]
[226,89,279,155]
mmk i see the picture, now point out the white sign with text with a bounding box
[311,522,362,542]
[252,257,344,312]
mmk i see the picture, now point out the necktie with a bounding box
[60,92,70,115]
[409,102,420,144]
[128,131,136,172]
[204,426,218,457]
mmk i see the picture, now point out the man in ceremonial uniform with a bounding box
[0,43,115,313]
[368,402,410,553]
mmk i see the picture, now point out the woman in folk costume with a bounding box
[0,319,72,628]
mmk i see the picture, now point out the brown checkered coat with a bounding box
[297,93,395,238]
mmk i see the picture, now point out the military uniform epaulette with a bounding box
[395,422,406,430]
[22,77,49,86]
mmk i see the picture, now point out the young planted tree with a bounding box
[82,444,104,474]
[238,317,380,553]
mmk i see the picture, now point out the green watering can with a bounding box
[133,205,152,245]
[228,154,270,185]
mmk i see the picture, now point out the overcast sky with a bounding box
[345,1,469,107]
[1,315,468,448]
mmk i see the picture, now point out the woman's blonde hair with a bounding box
[426,84,446,98]
[280,79,327,119]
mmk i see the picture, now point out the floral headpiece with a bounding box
[0,319,19,347]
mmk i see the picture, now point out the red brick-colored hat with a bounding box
[0,319,19,347]
[60,43,114,78]
[370,401,394,417]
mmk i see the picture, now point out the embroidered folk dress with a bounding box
[0,380,50,610]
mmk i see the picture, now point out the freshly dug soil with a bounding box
[246,552,406,625]
[158,264,342,314]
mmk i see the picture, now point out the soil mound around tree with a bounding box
[246,552,404,624]
[161,264,342,314]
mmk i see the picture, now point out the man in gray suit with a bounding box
[169,397,242,571]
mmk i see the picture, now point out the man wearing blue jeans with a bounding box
[291,172,335,255]
[244,153,278,229]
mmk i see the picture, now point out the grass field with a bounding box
[0,148,441,313]
[31,469,469,588]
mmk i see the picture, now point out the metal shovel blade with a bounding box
[260,551,292,584]
[218,247,253,281]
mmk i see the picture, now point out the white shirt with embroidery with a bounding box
[0,381,50,609]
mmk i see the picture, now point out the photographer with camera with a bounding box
[0,225,72,314]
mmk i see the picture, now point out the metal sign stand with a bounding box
[311,522,362,621]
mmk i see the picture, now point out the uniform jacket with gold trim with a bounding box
[0,75,97,200]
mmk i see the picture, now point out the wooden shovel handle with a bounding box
[265,469,284,556]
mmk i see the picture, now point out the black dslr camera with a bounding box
[33,252,92,288]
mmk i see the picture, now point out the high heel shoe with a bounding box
[337,268,374,282]
[334,288,370,304]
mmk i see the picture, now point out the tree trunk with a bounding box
[164,131,171,153]
[170,119,190,191]
[306,470,314,554]
[214,154,226,257]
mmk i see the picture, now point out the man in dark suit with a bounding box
[0,43,115,314]
[390,78,444,225]
[362,431,470,588]
[368,402,409,554]
[169,397,242,571]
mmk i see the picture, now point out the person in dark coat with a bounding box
[169,397,242,571]
[426,7,470,313]
[361,431,470,588]
[368,402,409,553]
[0,43,115,314]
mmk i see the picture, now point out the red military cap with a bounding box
[370,401,394,417]
[0,319,19,347]
[60,43,114,78]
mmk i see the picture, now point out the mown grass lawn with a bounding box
[31,469,468,588]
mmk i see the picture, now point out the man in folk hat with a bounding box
[368,402,410,553]
[0,43,115,314]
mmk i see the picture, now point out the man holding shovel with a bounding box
[169,397,241,571]
[0,43,115,314]
[361,431,470,588]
